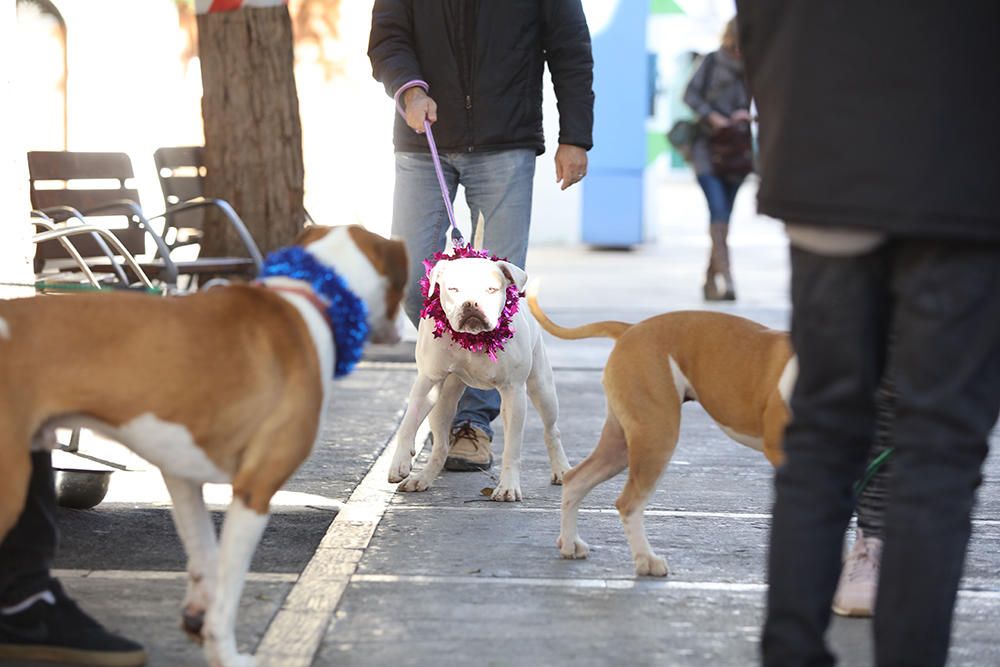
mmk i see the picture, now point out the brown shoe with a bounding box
[444,422,493,471]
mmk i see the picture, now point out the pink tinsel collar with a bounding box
[419,244,521,362]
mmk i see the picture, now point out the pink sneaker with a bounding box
[832,528,882,617]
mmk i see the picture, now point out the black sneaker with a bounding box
[0,580,146,666]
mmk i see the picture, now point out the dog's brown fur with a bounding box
[528,285,793,575]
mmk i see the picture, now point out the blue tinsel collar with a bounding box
[260,246,369,379]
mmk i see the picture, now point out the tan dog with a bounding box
[0,225,406,667]
[527,284,795,576]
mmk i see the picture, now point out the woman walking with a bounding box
[683,18,752,301]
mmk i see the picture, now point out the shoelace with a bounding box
[450,423,482,444]
[844,544,881,582]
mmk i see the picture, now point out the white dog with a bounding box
[388,255,570,501]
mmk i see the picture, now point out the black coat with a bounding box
[736,1,1000,240]
[368,0,594,156]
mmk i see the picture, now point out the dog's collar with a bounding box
[259,247,368,378]
[418,244,520,362]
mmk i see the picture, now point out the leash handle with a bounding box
[395,80,464,246]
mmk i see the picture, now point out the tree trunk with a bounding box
[197,5,304,258]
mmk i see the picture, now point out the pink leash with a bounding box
[395,80,464,245]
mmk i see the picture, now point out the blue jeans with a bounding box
[696,173,743,224]
[391,149,536,438]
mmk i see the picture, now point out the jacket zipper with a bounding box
[465,95,473,152]
[462,1,477,152]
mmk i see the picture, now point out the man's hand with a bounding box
[403,87,437,133]
[555,144,588,191]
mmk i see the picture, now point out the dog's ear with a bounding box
[375,238,408,318]
[496,261,528,292]
[291,224,332,247]
[427,261,446,297]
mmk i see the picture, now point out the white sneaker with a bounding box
[832,528,882,617]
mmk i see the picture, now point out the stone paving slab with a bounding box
[319,579,1000,667]
[361,505,1000,592]
[1,576,293,667]
[54,505,336,573]
[317,357,1000,667]
[359,508,771,582]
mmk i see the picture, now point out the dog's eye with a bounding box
[447,287,459,293]
[487,287,500,294]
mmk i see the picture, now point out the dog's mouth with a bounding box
[456,312,491,333]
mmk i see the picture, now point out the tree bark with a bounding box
[197,5,305,258]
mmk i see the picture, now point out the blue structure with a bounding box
[582,1,648,247]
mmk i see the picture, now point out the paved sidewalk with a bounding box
[22,180,1000,666]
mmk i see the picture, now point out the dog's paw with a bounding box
[181,606,205,642]
[387,458,412,483]
[550,466,570,485]
[209,653,255,667]
[634,552,669,577]
[205,642,255,667]
[491,484,522,502]
[397,475,432,492]
[557,534,589,559]
[219,654,255,667]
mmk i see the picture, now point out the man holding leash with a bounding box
[368,0,594,471]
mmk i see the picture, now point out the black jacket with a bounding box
[368,0,594,156]
[737,1,1000,240]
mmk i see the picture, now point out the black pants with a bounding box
[856,379,895,539]
[762,240,1000,667]
[0,452,57,607]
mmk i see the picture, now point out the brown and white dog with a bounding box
[527,285,796,576]
[0,225,406,666]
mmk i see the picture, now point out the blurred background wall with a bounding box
[13,0,737,248]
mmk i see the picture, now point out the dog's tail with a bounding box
[526,280,631,340]
[473,211,486,250]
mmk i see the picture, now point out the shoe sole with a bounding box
[444,454,493,472]
[831,603,874,618]
[0,644,148,666]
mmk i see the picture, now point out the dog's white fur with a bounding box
[388,258,570,501]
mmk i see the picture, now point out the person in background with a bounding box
[368,0,594,472]
[683,17,752,301]
[0,453,146,666]
[737,2,1000,665]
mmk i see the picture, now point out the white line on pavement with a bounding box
[351,573,767,592]
[254,418,430,667]
[390,505,772,520]
[388,504,1000,527]
[348,574,1000,601]
[52,569,298,583]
